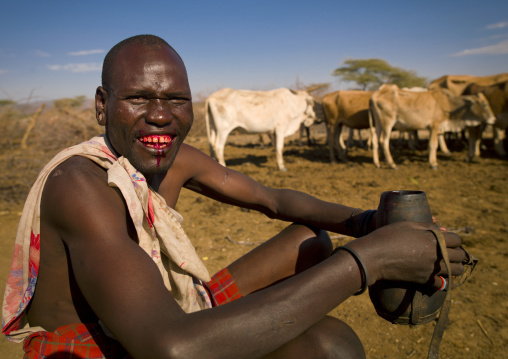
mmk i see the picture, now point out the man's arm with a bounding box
[175,144,361,235]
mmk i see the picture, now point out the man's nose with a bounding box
[146,99,173,125]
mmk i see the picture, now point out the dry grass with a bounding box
[0,101,207,211]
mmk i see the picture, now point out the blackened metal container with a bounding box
[368,190,447,325]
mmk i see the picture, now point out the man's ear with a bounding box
[95,86,107,126]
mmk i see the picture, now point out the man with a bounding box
[2,35,466,358]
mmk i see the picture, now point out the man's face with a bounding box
[96,43,193,177]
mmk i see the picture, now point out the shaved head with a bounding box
[101,34,182,93]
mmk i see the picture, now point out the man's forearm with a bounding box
[167,250,363,359]
[267,188,362,235]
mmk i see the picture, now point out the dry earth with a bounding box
[0,102,507,358]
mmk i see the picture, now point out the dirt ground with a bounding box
[0,103,507,358]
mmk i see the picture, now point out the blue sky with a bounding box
[1,1,507,102]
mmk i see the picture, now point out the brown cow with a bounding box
[322,90,372,163]
[369,84,495,169]
[429,73,508,96]
[463,80,508,156]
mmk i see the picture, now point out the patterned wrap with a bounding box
[23,323,131,359]
[206,267,242,306]
[2,135,213,342]
[21,267,243,358]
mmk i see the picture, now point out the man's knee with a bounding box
[312,316,365,359]
[265,316,365,359]
[294,225,333,273]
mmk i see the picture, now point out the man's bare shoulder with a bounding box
[41,155,129,242]
[177,143,209,161]
[49,155,107,177]
[43,155,109,199]
[174,143,224,176]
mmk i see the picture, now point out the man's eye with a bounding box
[128,96,148,104]
[170,98,190,106]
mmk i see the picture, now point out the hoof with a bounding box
[464,157,479,164]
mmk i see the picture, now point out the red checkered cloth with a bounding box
[21,269,241,357]
[23,322,131,358]
[205,267,242,306]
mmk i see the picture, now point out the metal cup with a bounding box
[368,190,447,325]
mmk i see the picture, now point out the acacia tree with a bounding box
[332,58,427,90]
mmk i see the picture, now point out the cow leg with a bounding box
[214,129,231,167]
[258,134,267,148]
[327,123,337,163]
[344,127,354,149]
[207,125,218,159]
[428,127,439,169]
[298,124,305,146]
[259,132,275,148]
[369,113,381,168]
[438,132,451,155]
[336,123,347,162]
[494,125,508,157]
[306,126,312,146]
[365,130,372,149]
[464,126,481,162]
[380,127,397,169]
[298,124,312,147]
[357,129,368,148]
[275,131,287,171]
[407,130,419,151]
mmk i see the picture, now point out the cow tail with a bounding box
[368,99,375,129]
[204,99,216,158]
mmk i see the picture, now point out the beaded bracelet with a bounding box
[332,245,369,295]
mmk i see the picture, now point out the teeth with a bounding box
[140,135,172,144]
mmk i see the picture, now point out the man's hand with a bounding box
[348,221,467,289]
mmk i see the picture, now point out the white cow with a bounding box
[369,84,495,169]
[205,88,317,171]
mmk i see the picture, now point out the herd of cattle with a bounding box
[204,73,508,170]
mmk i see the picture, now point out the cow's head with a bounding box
[301,96,317,127]
[311,100,326,124]
[461,93,496,126]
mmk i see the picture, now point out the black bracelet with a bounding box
[358,209,376,237]
[346,208,361,237]
[332,245,369,295]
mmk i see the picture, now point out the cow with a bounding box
[400,87,429,150]
[430,74,508,155]
[369,84,496,169]
[205,88,318,171]
[322,90,373,163]
[463,80,508,157]
[429,73,508,96]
